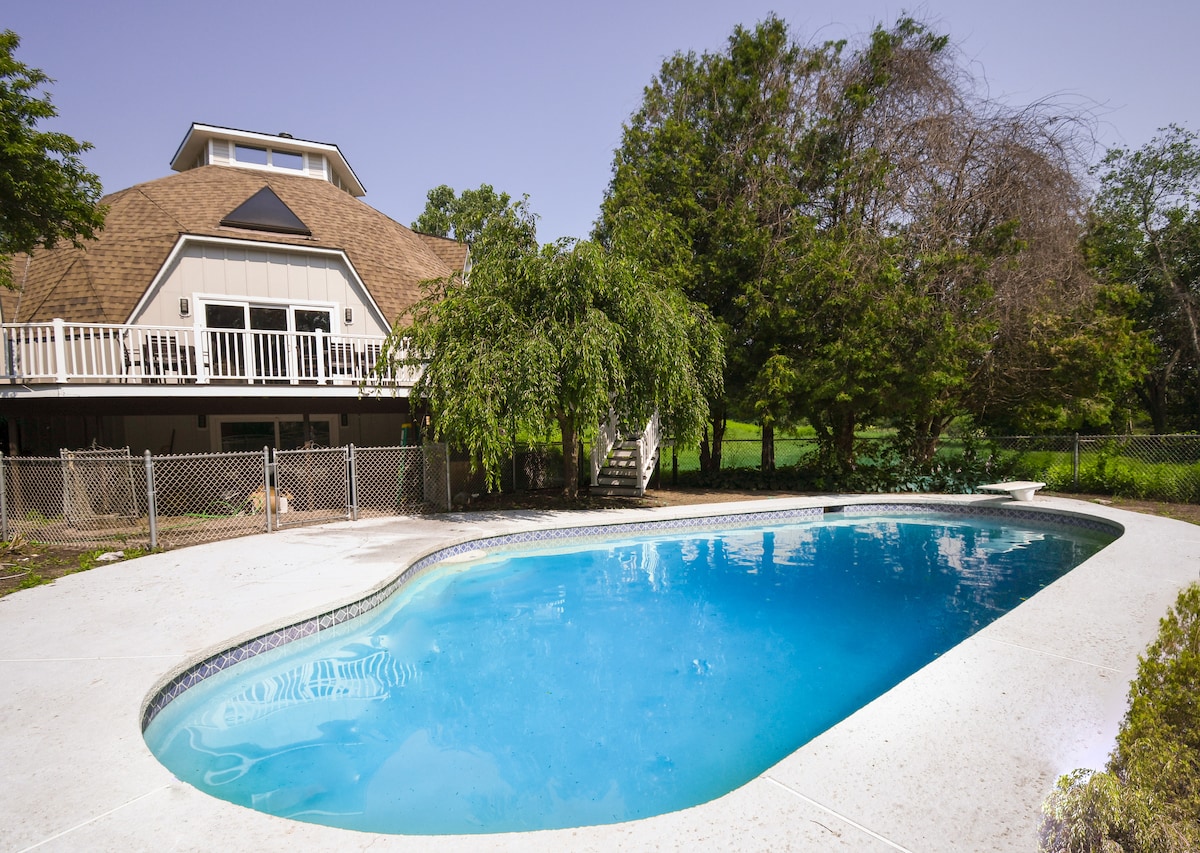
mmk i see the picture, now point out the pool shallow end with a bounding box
[3,494,1197,852]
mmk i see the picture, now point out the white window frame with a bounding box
[233,143,307,173]
[195,294,339,334]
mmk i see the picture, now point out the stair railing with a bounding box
[634,412,661,494]
[591,409,619,486]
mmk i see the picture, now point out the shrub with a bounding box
[1040,584,1200,852]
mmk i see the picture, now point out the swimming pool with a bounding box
[142,504,1116,835]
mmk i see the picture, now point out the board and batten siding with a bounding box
[132,242,386,335]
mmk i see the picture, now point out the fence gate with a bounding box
[59,447,141,529]
[273,446,352,529]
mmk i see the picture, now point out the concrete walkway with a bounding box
[2,495,1198,852]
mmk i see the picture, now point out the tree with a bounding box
[411,183,537,263]
[1086,125,1200,432]
[604,15,1143,477]
[389,201,722,499]
[0,30,105,289]
[598,16,806,475]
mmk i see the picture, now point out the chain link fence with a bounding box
[661,433,1200,503]
[148,450,270,549]
[275,446,351,530]
[450,442,589,498]
[1,443,451,552]
[0,451,151,550]
[990,434,1200,503]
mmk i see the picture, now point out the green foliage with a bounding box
[1040,584,1200,852]
[599,16,809,468]
[1113,585,1200,815]
[18,570,47,590]
[604,14,1132,469]
[1001,442,1200,504]
[0,30,105,289]
[410,182,537,263]
[1087,125,1200,432]
[390,196,723,497]
[1040,768,1190,853]
[671,431,1007,494]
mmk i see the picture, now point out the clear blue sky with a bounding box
[7,0,1197,243]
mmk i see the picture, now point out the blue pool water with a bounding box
[144,511,1113,834]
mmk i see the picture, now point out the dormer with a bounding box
[170,123,366,197]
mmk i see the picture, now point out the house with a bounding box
[1,124,465,456]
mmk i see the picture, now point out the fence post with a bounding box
[144,450,158,550]
[0,451,8,542]
[444,443,452,511]
[263,447,274,532]
[1072,433,1080,491]
[347,443,358,522]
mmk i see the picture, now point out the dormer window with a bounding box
[235,144,305,172]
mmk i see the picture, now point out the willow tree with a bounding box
[386,225,722,498]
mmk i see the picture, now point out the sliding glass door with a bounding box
[203,301,333,382]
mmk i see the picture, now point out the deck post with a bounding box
[52,319,67,383]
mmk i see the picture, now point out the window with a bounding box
[234,144,269,165]
[234,144,305,172]
[272,150,304,170]
[201,299,336,383]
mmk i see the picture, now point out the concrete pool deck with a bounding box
[2,494,1198,852]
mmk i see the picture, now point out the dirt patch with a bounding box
[4,489,1195,599]
[0,538,108,598]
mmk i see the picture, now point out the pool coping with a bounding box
[3,493,1198,852]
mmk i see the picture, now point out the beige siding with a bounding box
[131,241,385,335]
[209,139,232,166]
[304,153,327,181]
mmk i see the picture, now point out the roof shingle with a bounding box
[4,165,459,324]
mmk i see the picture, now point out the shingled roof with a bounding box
[2,165,461,324]
[413,231,470,272]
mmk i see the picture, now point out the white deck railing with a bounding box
[1,320,413,387]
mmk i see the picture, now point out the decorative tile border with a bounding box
[841,502,1124,536]
[140,502,1118,731]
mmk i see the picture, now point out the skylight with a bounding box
[220,186,312,236]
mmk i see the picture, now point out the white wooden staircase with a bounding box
[591,412,660,497]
